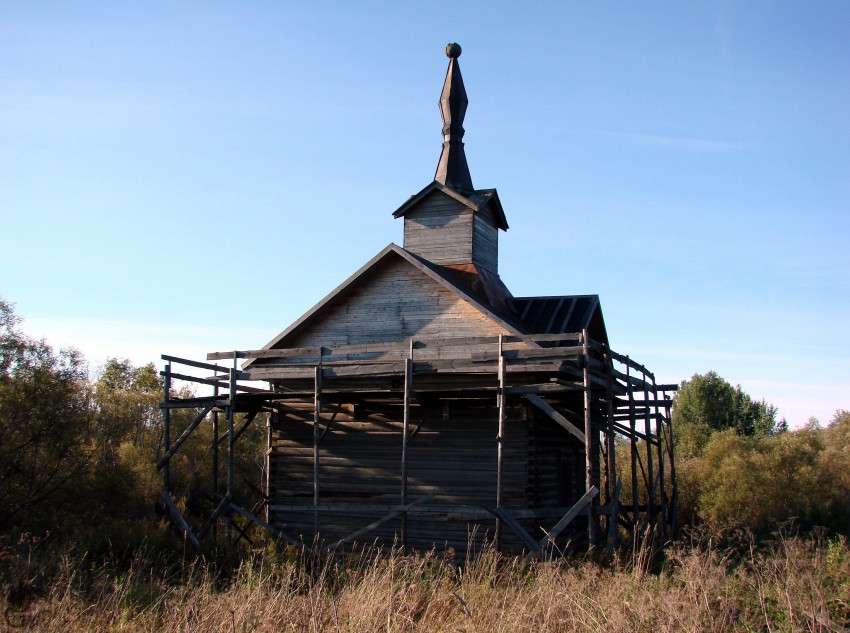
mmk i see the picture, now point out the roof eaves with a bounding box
[247,244,530,367]
[392,181,478,218]
[472,188,508,230]
[246,244,402,364]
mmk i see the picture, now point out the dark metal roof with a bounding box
[512,295,607,344]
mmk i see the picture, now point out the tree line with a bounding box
[0,297,265,555]
[1,295,848,553]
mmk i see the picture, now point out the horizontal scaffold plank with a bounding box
[159,371,266,393]
[269,503,580,521]
[207,333,587,362]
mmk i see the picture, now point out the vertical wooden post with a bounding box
[495,334,506,551]
[642,370,654,532]
[211,385,219,540]
[313,364,322,538]
[266,403,275,524]
[653,378,666,542]
[664,391,678,539]
[582,329,597,550]
[401,339,413,551]
[626,360,639,527]
[162,362,172,492]
[604,350,616,539]
[226,355,237,544]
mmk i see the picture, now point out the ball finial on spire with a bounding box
[445,43,462,58]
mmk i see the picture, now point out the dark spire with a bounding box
[434,43,474,195]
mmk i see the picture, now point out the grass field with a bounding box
[2,532,848,632]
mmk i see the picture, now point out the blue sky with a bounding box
[1,2,848,426]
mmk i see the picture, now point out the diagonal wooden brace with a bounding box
[484,507,541,554]
[156,405,213,470]
[197,493,232,538]
[228,503,305,549]
[329,493,434,549]
[161,491,200,549]
[536,485,599,555]
[524,394,586,444]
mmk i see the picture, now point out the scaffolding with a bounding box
[158,329,677,555]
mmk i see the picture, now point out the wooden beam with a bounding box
[156,405,213,470]
[496,334,506,550]
[232,410,259,445]
[159,371,262,392]
[583,329,598,550]
[537,485,599,558]
[627,361,639,528]
[401,341,412,550]
[642,371,655,531]
[606,480,622,552]
[313,365,322,536]
[199,493,232,539]
[226,357,237,544]
[269,503,588,521]
[524,394,586,444]
[228,503,304,549]
[208,333,586,363]
[486,507,540,554]
[162,362,171,491]
[329,493,434,549]
[162,354,234,374]
[505,383,582,395]
[161,491,200,549]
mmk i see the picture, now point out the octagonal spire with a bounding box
[434,43,474,195]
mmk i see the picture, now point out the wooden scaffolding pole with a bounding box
[642,369,655,533]
[162,362,172,492]
[313,364,322,538]
[653,376,667,542]
[627,360,639,528]
[663,390,678,538]
[266,404,275,525]
[582,329,597,549]
[401,340,413,551]
[226,356,237,544]
[604,350,617,541]
[496,334,506,551]
[212,385,219,540]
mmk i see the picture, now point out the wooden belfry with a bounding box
[158,44,677,556]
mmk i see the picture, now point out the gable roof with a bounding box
[251,243,527,360]
[392,181,508,231]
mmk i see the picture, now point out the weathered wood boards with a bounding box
[158,331,676,554]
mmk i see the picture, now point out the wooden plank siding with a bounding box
[275,256,511,350]
[472,207,498,273]
[268,398,532,554]
[402,190,499,273]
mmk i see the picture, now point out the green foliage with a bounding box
[677,411,850,536]
[0,298,93,533]
[0,296,266,551]
[672,371,786,459]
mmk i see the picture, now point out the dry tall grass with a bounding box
[3,534,848,632]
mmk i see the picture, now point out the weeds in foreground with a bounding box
[1,533,848,632]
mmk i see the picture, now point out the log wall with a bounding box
[268,397,533,553]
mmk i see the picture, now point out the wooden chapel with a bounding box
[158,44,677,556]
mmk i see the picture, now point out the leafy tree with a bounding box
[0,297,94,533]
[672,371,786,459]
